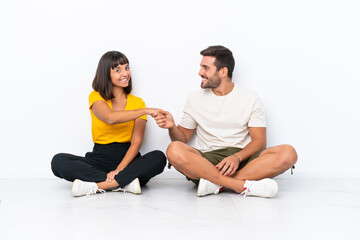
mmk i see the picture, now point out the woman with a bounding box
[51,51,166,197]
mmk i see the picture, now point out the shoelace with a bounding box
[202,184,220,195]
[98,189,106,194]
[86,187,106,197]
[241,183,269,197]
[240,187,249,197]
[112,187,128,194]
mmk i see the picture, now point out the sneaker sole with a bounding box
[197,178,205,197]
[257,178,278,198]
[72,179,81,197]
[133,178,141,195]
[265,179,278,198]
[197,178,222,197]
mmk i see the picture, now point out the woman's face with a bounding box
[110,63,131,89]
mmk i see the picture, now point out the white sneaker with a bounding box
[197,178,222,197]
[112,178,141,195]
[241,178,278,198]
[72,179,105,197]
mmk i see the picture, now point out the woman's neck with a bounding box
[113,86,126,100]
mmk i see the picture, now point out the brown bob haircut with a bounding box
[200,45,235,79]
[92,51,132,100]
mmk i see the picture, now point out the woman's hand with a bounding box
[146,108,163,117]
[106,169,121,182]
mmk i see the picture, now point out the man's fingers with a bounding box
[220,163,231,175]
[216,161,225,168]
[159,109,168,115]
[156,118,165,124]
[223,165,235,176]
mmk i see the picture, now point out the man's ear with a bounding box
[219,67,228,78]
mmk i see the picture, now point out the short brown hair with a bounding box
[200,45,235,78]
[92,51,132,100]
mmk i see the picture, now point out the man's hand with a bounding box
[215,155,241,176]
[153,110,175,129]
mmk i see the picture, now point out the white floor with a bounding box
[1,171,360,240]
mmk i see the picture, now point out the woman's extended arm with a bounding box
[92,100,159,125]
[105,118,146,182]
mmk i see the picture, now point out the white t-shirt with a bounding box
[179,84,266,152]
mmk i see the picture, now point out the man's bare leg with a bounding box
[166,141,245,193]
[166,142,297,193]
[232,145,298,181]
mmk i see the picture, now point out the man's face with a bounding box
[199,56,221,89]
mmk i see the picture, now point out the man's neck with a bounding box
[211,80,234,96]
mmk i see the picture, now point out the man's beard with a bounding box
[200,76,221,89]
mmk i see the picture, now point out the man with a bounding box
[155,45,297,197]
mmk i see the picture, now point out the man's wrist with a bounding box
[232,154,242,163]
[169,124,177,131]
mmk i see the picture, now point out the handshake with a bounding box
[146,108,175,129]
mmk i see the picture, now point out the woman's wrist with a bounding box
[144,108,151,115]
[116,166,124,172]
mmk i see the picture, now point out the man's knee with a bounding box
[276,144,298,169]
[166,141,188,166]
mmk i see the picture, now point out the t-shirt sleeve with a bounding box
[179,96,198,129]
[89,91,105,109]
[248,96,267,127]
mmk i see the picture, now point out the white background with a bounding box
[0,0,359,178]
